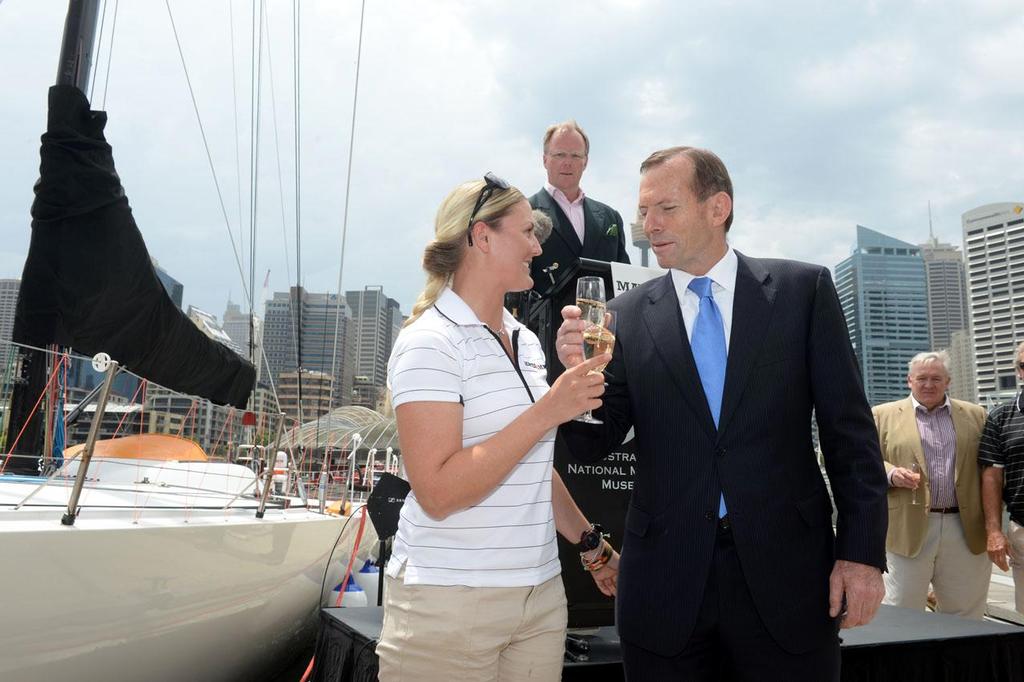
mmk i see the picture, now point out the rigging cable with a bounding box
[260,0,301,429]
[294,0,305,431]
[228,0,246,274]
[260,3,294,308]
[87,0,107,103]
[247,0,266,370]
[163,0,252,309]
[100,0,119,109]
[329,0,369,415]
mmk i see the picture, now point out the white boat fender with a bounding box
[353,558,381,606]
[272,451,288,493]
[332,578,368,608]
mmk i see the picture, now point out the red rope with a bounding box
[1,355,66,473]
[334,505,369,606]
[301,505,370,682]
[112,376,147,437]
[176,400,197,438]
[209,407,235,458]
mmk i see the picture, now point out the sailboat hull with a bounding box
[0,506,345,682]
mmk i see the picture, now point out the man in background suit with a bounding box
[529,120,630,294]
[873,350,989,618]
[555,147,888,680]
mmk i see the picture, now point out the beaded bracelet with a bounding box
[580,539,613,572]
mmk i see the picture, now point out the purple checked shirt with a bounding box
[912,395,957,508]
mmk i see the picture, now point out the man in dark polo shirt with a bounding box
[980,341,1024,615]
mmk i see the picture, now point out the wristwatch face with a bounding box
[579,524,604,552]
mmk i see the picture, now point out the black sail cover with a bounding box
[13,85,255,408]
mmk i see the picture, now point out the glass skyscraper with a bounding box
[835,225,930,406]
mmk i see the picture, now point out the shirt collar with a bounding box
[544,182,585,206]
[670,246,738,295]
[433,286,522,332]
[910,394,951,413]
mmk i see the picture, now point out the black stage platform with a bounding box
[311,605,1024,682]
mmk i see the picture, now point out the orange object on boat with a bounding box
[63,433,209,461]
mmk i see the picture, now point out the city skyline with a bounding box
[2,2,1022,319]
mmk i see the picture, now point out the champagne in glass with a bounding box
[575,310,615,424]
[583,323,615,373]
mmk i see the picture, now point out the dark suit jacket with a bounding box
[529,188,629,294]
[561,252,888,657]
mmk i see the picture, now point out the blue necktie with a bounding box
[688,276,728,517]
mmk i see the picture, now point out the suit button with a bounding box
[704,511,715,522]
[716,447,726,457]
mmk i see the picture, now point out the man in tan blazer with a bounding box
[873,350,989,618]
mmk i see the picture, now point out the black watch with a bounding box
[577,524,607,553]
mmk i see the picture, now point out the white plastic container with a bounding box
[331,578,368,607]
[353,558,381,606]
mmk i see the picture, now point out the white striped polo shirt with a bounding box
[385,287,560,587]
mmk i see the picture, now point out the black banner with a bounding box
[515,258,634,628]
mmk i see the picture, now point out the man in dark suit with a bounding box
[528,120,630,294]
[555,147,888,680]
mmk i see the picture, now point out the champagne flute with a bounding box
[573,277,606,425]
[910,462,921,506]
[576,277,606,331]
[575,310,615,424]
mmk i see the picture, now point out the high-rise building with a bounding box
[835,225,930,405]
[277,369,333,424]
[0,279,19,344]
[345,286,403,399]
[151,259,183,309]
[919,239,969,351]
[948,329,978,403]
[962,202,1024,406]
[187,306,244,356]
[263,287,354,407]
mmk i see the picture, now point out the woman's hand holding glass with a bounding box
[541,354,609,427]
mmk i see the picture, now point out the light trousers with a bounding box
[1008,520,1024,614]
[883,512,990,619]
[376,571,568,681]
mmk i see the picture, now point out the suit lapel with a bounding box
[537,190,582,256]
[716,254,776,438]
[582,198,601,254]
[951,401,969,484]
[641,273,717,438]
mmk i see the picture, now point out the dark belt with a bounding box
[717,515,732,534]
[929,506,959,514]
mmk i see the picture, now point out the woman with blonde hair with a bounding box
[377,174,618,681]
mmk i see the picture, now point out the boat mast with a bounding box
[4,1,102,474]
[57,0,102,93]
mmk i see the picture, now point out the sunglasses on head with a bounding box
[466,172,511,246]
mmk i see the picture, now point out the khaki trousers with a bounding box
[376,571,568,681]
[1008,520,1024,614]
[883,512,990,619]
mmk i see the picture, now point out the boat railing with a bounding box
[0,340,402,517]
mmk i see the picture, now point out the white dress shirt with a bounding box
[669,247,737,352]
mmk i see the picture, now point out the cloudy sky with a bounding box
[1,0,1022,320]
